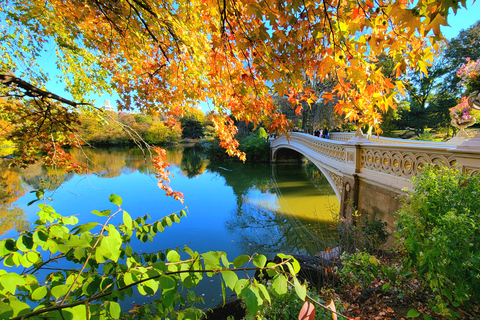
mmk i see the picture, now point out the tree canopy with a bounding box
[0,0,473,164]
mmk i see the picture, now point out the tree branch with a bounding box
[0,74,92,108]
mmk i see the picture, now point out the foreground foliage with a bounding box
[0,195,310,319]
[395,166,480,318]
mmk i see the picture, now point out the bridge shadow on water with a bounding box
[209,161,341,259]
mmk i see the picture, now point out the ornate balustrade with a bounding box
[329,132,447,145]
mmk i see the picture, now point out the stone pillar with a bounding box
[340,175,358,224]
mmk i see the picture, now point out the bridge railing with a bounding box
[329,132,448,145]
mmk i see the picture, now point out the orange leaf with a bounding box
[298,301,315,320]
[323,92,335,102]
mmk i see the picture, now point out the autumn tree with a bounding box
[1,0,472,166]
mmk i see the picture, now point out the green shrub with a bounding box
[338,251,401,292]
[362,217,390,253]
[240,129,270,163]
[395,166,480,317]
[338,251,380,289]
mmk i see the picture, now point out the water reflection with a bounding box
[0,146,340,309]
[0,147,339,255]
[180,146,208,178]
[0,161,29,235]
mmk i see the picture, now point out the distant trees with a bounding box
[180,107,206,139]
[77,111,182,146]
[443,20,480,95]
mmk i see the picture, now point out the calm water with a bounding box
[0,146,339,308]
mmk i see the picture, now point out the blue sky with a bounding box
[42,1,479,113]
[441,0,480,39]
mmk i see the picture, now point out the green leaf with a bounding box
[294,277,306,301]
[97,228,122,263]
[26,251,39,264]
[163,216,172,227]
[407,309,420,318]
[221,270,238,290]
[233,255,250,268]
[257,283,271,304]
[0,239,16,257]
[234,279,249,298]
[19,254,33,268]
[441,288,453,302]
[61,216,79,226]
[16,236,34,252]
[71,222,100,234]
[32,230,48,246]
[0,301,13,319]
[32,286,48,300]
[160,275,177,292]
[123,272,137,286]
[92,209,111,217]
[51,284,69,299]
[167,250,181,263]
[8,297,30,317]
[245,286,262,315]
[423,314,433,320]
[202,252,221,269]
[0,273,25,294]
[63,305,87,320]
[141,279,159,295]
[107,301,122,319]
[47,239,58,254]
[123,210,133,230]
[290,258,301,274]
[171,213,181,223]
[272,274,287,296]
[109,194,122,207]
[3,254,15,267]
[252,254,267,268]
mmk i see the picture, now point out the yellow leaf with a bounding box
[326,299,337,320]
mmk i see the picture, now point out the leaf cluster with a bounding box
[0,194,309,319]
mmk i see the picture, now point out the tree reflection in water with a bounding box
[180,146,208,178]
[0,160,29,235]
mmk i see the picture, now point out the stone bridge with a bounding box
[270,130,480,229]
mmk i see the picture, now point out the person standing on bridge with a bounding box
[323,127,329,139]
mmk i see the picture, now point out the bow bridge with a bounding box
[270,131,480,228]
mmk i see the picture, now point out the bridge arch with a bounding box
[271,146,343,203]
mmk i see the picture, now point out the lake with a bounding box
[0,146,339,309]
